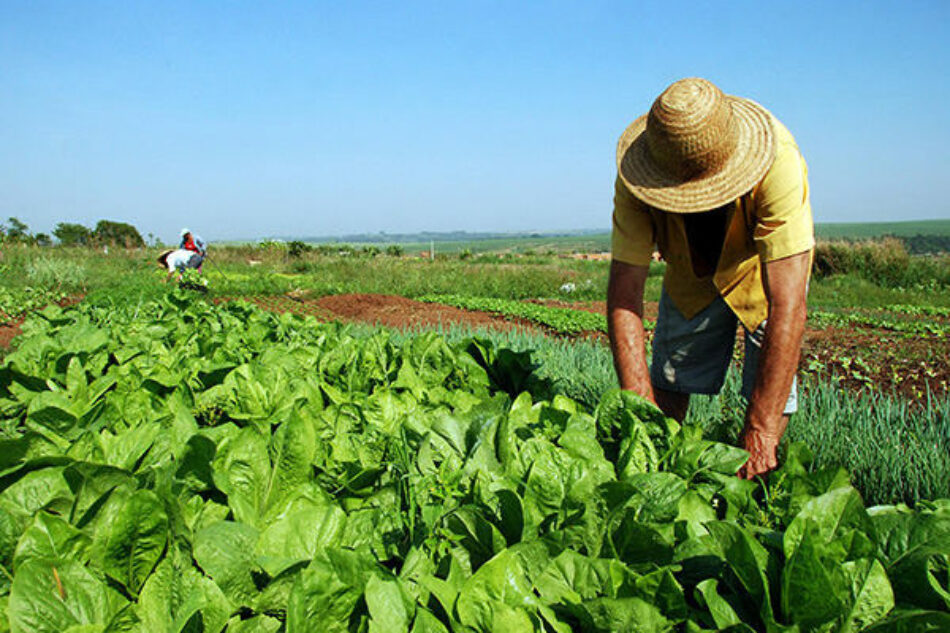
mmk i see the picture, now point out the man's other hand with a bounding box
[738,426,783,479]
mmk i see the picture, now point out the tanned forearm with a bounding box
[746,299,806,432]
[740,251,810,478]
[607,260,655,403]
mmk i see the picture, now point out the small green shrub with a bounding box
[287,240,312,258]
[813,238,950,288]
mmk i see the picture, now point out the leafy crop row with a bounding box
[0,287,66,324]
[0,296,946,632]
[810,310,950,336]
[417,294,644,335]
[882,304,950,318]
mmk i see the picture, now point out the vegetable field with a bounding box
[0,295,947,632]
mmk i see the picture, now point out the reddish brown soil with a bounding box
[800,327,949,400]
[217,293,543,334]
[0,316,26,349]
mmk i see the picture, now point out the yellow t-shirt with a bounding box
[611,116,814,332]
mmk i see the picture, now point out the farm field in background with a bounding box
[0,234,948,630]
[236,218,950,255]
[814,218,950,241]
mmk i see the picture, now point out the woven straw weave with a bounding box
[617,78,775,214]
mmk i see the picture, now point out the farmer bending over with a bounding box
[180,228,207,271]
[608,77,814,479]
[157,248,203,283]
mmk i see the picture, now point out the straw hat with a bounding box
[617,78,775,213]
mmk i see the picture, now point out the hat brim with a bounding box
[617,96,775,213]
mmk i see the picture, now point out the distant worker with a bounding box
[608,77,814,479]
[180,228,207,271]
[157,248,202,283]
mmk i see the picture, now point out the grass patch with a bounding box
[807,274,950,310]
[206,254,612,301]
[809,309,950,337]
[813,238,950,289]
[689,372,950,506]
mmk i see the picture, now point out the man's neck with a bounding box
[683,203,731,278]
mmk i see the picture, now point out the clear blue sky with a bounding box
[2,1,948,242]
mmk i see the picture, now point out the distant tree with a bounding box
[385,244,404,257]
[34,233,52,247]
[287,240,312,258]
[3,217,30,243]
[94,220,145,248]
[53,222,94,246]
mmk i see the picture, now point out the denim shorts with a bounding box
[650,289,798,414]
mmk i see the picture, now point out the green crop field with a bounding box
[0,240,948,631]
[0,295,947,632]
[815,218,950,240]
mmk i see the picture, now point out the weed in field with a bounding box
[25,256,88,291]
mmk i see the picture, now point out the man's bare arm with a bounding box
[607,260,655,403]
[739,251,810,478]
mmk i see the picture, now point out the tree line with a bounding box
[1,217,146,248]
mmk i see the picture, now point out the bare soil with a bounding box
[0,316,25,350]
[800,327,949,400]
[216,293,543,334]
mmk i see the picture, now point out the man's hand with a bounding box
[738,426,783,479]
[740,251,810,479]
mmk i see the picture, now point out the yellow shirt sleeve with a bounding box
[611,176,655,266]
[751,122,816,262]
